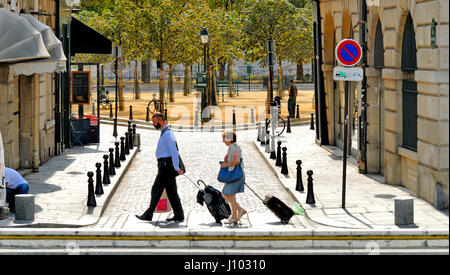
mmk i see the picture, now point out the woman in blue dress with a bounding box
[220,130,247,224]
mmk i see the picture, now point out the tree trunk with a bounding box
[134,61,141,100]
[212,68,218,106]
[278,61,283,99]
[184,64,191,96]
[159,63,165,113]
[228,63,234,97]
[219,61,225,80]
[168,64,174,102]
[296,61,304,81]
[141,60,151,83]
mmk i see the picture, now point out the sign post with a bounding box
[266,40,276,115]
[334,39,363,209]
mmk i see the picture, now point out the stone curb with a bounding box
[100,117,310,132]
[251,140,358,229]
[0,141,140,228]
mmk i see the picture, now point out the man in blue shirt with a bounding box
[4,167,30,213]
[136,113,185,222]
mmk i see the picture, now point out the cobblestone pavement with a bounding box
[91,128,318,230]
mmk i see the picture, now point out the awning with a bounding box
[0,8,50,63]
[71,17,112,56]
[10,13,67,76]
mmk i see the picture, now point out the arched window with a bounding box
[401,14,417,72]
[401,13,418,151]
[374,20,384,69]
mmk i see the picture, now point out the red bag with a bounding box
[155,189,172,213]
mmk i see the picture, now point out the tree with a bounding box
[176,0,243,106]
[242,0,297,109]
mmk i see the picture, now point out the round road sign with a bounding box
[335,39,362,66]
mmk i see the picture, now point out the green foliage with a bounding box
[242,0,313,67]
[74,0,313,71]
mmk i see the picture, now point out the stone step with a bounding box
[100,116,310,132]
[0,231,447,250]
[0,247,448,255]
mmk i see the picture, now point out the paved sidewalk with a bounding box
[255,124,449,232]
[0,124,138,227]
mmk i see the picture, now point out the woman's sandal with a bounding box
[224,217,239,225]
[238,208,247,221]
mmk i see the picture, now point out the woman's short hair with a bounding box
[222,130,237,143]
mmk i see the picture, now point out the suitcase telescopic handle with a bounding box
[182,174,203,191]
[244,183,265,202]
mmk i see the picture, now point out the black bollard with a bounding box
[287,115,292,133]
[87,171,97,207]
[232,109,236,129]
[265,130,271,154]
[275,141,283,166]
[129,105,133,120]
[124,133,130,155]
[132,123,137,147]
[281,147,289,175]
[109,148,116,176]
[120,137,126,161]
[114,141,121,168]
[260,125,266,145]
[295,160,304,192]
[95,163,103,195]
[270,136,276,159]
[103,155,111,185]
[306,170,315,204]
[109,103,113,118]
[257,122,261,142]
[310,113,315,130]
[128,122,134,150]
[146,107,150,122]
[296,104,300,119]
[164,108,167,120]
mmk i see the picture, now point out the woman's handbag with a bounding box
[217,165,243,184]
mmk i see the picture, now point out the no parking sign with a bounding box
[335,39,362,67]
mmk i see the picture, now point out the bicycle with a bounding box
[266,96,286,136]
[146,92,163,121]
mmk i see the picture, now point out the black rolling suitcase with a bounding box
[245,183,294,224]
[183,175,231,224]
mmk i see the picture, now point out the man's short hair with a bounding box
[290,80,294,83]
[152,112,167,121]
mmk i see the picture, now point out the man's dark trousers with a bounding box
[141,158,184,220]
[288,98,296,118]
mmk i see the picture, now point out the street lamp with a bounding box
[200,28,209,122]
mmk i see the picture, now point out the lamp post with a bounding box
[200,27,209,122]
[111,46,122,138]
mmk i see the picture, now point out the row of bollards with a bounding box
[257,122,315,205]
[87,121,139,207]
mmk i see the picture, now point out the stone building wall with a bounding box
[318,0,449,208]
[0,0,57,170]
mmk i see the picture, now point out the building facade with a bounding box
[312,0,448,209]
[0,0,71,171]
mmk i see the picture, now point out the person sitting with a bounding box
[4,167,30,213]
